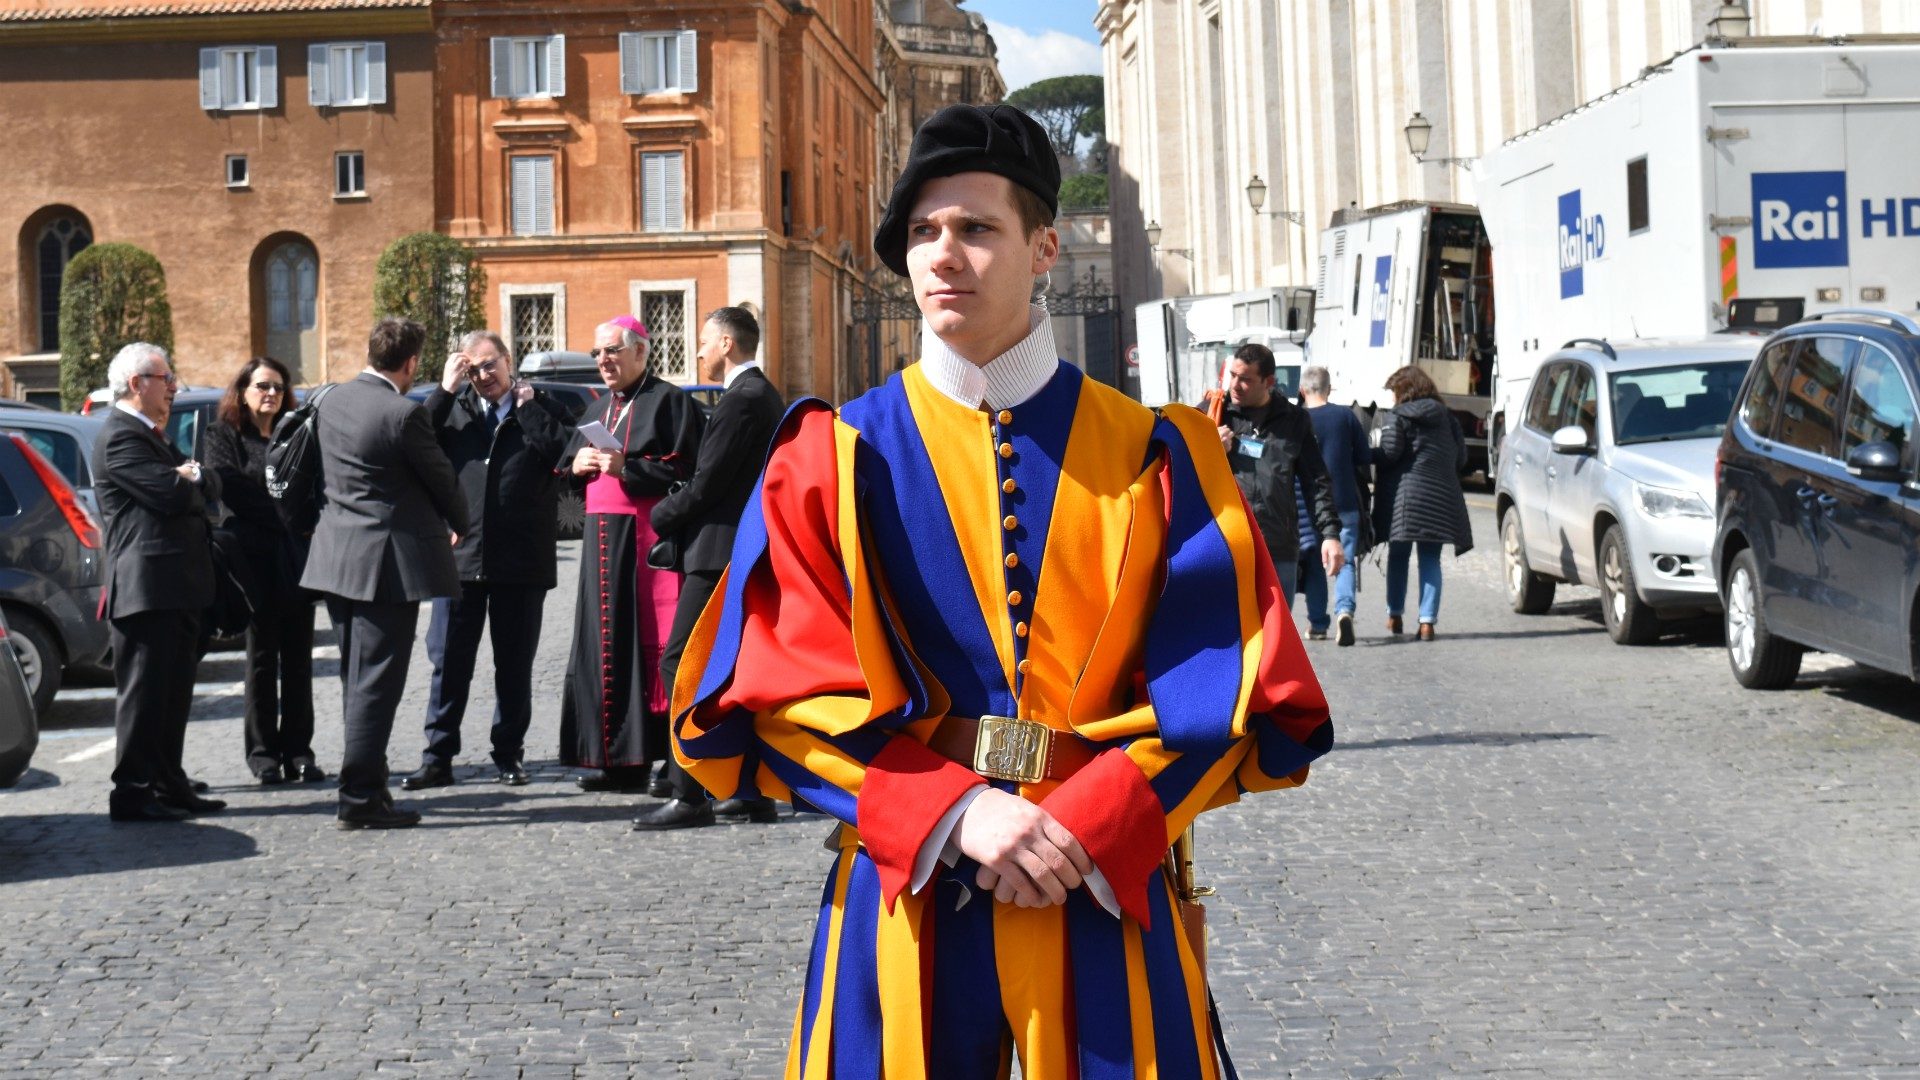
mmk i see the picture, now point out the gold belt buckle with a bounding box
[974,715,1049,784]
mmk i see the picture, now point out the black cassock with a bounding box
[558,374,703,769]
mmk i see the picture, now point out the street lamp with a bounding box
[1707,2,1751,41]
[1403,111,1474,169]
[1245,174,1305,227]
[1144,220,1191,260]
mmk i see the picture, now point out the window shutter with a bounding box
[619,32,642,95]
[257,46,278,108]
[199,47,221,109]
[490,37,511,98]
[511,157,533,235]
[546,34,565,98]
[677,30,697,93]
[642,153,664,231]
[366,41,387,105]
[664,151,685,230]
[307,44,330,106]
[533,156,554,234]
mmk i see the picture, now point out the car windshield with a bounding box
[1192,342,1301,401]
[1610,361,1750,445]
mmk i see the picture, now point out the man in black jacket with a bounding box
[95,343,226,822]
[1213,342,1344,603]
[403,330,573,789]
[632,306,785,830]
[300,318,469,829]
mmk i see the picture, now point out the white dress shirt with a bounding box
[722,360,763,390]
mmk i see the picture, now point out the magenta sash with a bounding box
[586,474,681,714]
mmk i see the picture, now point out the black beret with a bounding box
[873,103,1061,277]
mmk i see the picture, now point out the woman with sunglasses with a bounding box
[204,357,325,784]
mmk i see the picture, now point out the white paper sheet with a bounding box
[576,420,622,451]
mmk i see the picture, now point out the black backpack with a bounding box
[265,382,339,535]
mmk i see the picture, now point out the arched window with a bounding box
[265,243,316,332]
[36,216,91,352]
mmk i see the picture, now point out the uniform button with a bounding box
[998,442,1013,459]
[997,410,1013,426]
[1002,515,1017,531]
[1007,590,1023,607]
[1014,621,1029,638]
[1005,553,1019,569]
[1017,659,1031,675]
[1002,478,1017,494]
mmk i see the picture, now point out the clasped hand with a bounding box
[570,447,625,477]
[952,787,1093,909]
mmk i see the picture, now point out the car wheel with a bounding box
[1501,508,1556,615]
[1723,549,1801,689]
[556,489,586,541]
[5,610,63,717]
[1599,525,1659,645]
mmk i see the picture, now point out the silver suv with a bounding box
[1496,337,1759,643]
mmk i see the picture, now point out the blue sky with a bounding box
[961,0,1103,95]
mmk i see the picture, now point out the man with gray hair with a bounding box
[93,342,226,821]
[402,330,576,790]
[1298,364,1372,646]
[559,315,702,793]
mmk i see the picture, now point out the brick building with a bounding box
[0,0,437,401]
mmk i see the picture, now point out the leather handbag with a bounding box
[647,480,686,572]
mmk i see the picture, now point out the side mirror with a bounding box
[1844,440,1906,483]
[1550,425,1594,455]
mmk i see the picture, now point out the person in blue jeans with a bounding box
[1294,366,1372,645]
[1371,366,1474,640]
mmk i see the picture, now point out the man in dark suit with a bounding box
[300,318,469,829]
[95,343,227,822]
[402,330,572,790]
[633,306,786,830]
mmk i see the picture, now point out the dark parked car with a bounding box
[1714,309,1920,689]
[0,605,38,787]
[0,431,109,714]
[0,411,108,518]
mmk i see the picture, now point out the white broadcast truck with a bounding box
[1476,37,1920,462]
[1133,286,1315,407]
[1304,202,1496,473]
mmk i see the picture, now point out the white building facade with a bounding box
[1098,0,1920,350]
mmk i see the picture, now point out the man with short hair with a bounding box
[633,306,785,830]
[403,330,574,790]
[671,103,1333,1075]
[301,317,468,829]
[1214,342,1345,604]
[1297,364,1372,645]
[559,317,702,793]
[95,343,226,822]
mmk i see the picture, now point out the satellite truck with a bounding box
[1309,35,1920,473]
[1480,35,1920,464]
[1133,286,1314,408]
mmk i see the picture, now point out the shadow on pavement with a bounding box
[4,767,62,793]
[1337,731,1603,751]
[0,815,259,885]
[1806,670,1920,724]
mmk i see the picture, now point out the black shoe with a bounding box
[575,770,652,793]
[189,778,211,794]
[631,799,715,831]
[712,796,779,824]
[496,762,530,786]
[292,760,328,784]
[1335,612,1356,647]
[337,803,422,830]
[108,793,192,823]
[401,763,456,791]
[258,764,292,785]
[155,786,227,814]
[648,769,672,799]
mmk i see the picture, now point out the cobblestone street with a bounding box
[5,501,1918,1077]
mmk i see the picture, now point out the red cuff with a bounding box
[856,735,985,911]
[1041,749,1167,927]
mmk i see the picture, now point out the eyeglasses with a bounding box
[252,381,286,393]
[589,345,628,360]
[135,371,179,387]
[468,360,501,376]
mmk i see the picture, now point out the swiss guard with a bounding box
[671,103,1334,1079]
